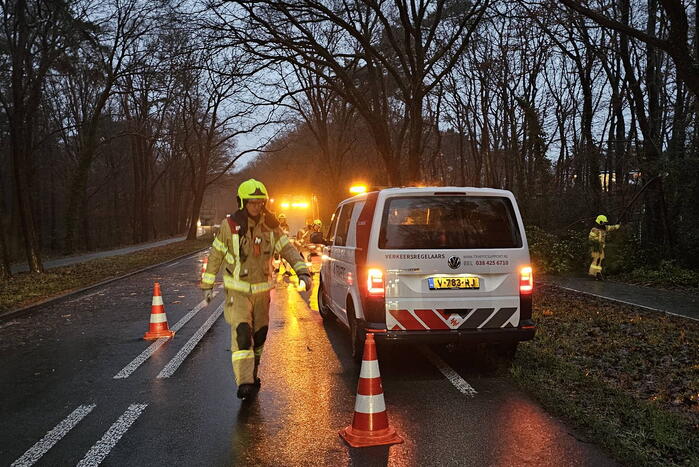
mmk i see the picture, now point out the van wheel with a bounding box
[317,279,333,321]
[347,302,365,363]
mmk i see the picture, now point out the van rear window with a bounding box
[379,196,522,249]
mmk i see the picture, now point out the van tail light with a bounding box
[519,266,533,294]
[367,268,384,296]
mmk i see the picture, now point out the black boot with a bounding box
[237,383,256,400]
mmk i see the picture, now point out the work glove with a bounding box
[297,273,312,292]
[202,288,214,303]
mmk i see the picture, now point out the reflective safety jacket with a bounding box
[589,224,620,251]
[201,214,309,294]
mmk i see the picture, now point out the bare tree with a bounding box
[60,0,158,252]
[0,0,90,272]
[176,49,272,240]
[560,0,698,96]
[206,0,490,184]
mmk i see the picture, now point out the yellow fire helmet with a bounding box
[596,214,608,225]
[237,179,268,208]
[278,213,287,220]
[313,219,322,226]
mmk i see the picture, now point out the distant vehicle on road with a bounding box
[318,187,536,361]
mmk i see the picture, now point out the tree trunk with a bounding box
[407,95,424,184]
[64,155,92,253]
[187,183,205,241]
[0,190,11,279]
[9,0,43,273]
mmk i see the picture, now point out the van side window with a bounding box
[334,203,355,247]
[327,206,341,244]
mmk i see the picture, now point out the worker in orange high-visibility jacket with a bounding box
[201,179,311,400]
[588,214,621,280]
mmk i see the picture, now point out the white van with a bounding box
[318,187,536,360]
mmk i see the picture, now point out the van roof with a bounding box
[339,186,514,205]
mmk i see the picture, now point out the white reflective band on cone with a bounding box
[354,394,386,414]
[359,360,381,379]
[150,313,168,323]
[151,296,164,306]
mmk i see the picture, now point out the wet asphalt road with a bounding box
[540,275,699,322]
[1,253,616,466]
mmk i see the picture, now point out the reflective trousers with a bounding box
[588,249,605,276]
[224,291,270,386]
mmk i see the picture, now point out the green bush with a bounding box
[526,226,588,275]
[602,228,647,274]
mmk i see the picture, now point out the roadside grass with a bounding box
[0,238,210,315]
[512,285,699,466]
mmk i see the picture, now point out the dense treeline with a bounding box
[231,0,699,271]
[0,0,261,275]
[2,0,698,277]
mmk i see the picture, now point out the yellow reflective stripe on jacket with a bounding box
[251,282,273,294]
[202,272,216,285]
[293,261,307,272]
[212,237,228,254]
[274,236,290,253]
[225,252,235,264]
[254,346,264,357]
[231,233,241,280]
[223,275,249,292]
[232,350,254,361]
[223,275,273,295]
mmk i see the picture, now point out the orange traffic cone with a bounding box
[144,282,175,340]
[200,256,208,282]
[340,333,403,448]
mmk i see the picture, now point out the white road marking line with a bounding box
[157,302,224,378]
[164,261,180,268]
[545,283,699,323]
[76,403,147,467]
[421,347,477,397]
[67,289,106,303]
[113,289,220,379]
[11,404,96,467]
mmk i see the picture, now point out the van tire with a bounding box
[347,301,365,363]
[317,279,333,321]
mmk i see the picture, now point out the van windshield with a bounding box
[379,196,522,249]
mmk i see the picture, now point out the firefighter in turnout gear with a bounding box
[201,179,311,400]
[278,213,290,235]
[588,214,620,280]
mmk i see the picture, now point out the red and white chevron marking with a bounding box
[386,307,518,330]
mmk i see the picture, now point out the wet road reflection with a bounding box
[226,278,615,467]
[0,254,615,467]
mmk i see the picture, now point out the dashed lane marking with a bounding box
[420,347,477,397]
[113,289,221,379]
[163,261,180,268]
[11,404,96,467]
[76,403,148,467]
[157,302,224,378]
